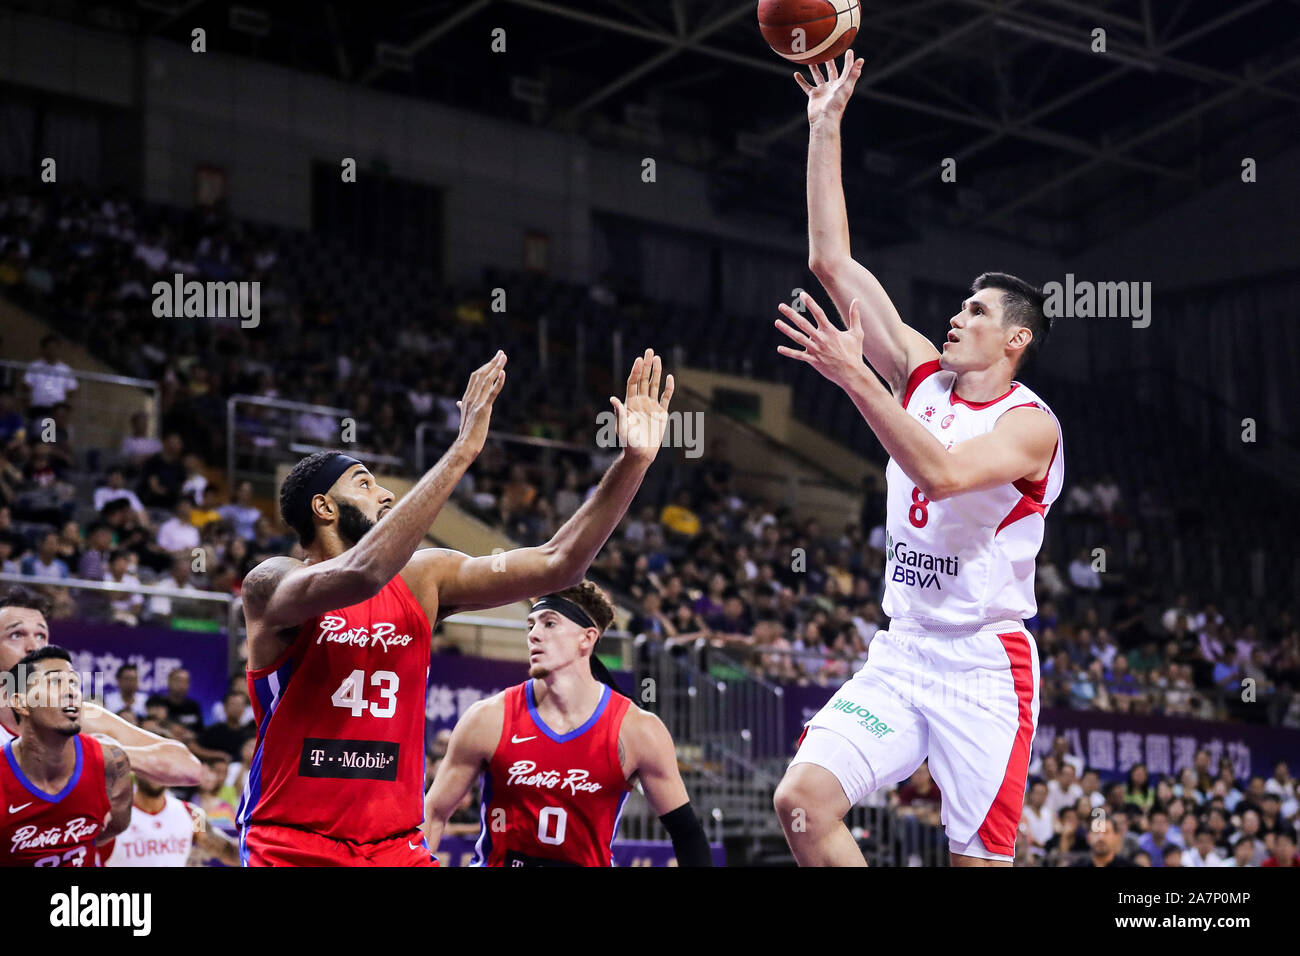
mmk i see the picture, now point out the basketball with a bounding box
[758,0,860,65]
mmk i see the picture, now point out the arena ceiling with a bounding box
[17,0,1300,252]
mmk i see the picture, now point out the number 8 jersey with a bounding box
[882,360,1065,629]
[472,680,632,867]
[238,575,431,844]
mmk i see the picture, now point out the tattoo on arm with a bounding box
[241,557,293,610]
[100,743,133,841]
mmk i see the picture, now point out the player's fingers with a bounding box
[639,348,654,394]
[647,353,662,399]
[808,61,824,85]
[659,373,675,411]
[847,298,863,332]
[488,369,506,400]
[826,56,839,81]
[843,49,854,72]
[800,290,830,326]
[778,302,818,338]
[775,318,811,346]
[793,72,813,95]
[626,356,643,397]
[777,345,811,362]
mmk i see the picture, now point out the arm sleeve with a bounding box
[659,802,713,867]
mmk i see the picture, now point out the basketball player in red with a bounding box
[238,350,676,866]
[771,53,1061,866]
[0,586,201,786]
[422,580,712,866]
[1,646,133,867]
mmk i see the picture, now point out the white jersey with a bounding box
[882,359,1064,628]
[0,718,14,747]
[104,792,199,867]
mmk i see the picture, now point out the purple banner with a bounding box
[780,682,1300,781]
[58,620,230,720]
[434,835,725,867]
[424,653,633,738]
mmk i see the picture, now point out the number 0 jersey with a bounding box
[1,735,110,867]
[238,574,431,844]
[883,360,1065,629]
[472,681,632,867]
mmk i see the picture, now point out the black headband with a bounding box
[531,595,597,632]
[287,453,363,531]
[532,594,624,695]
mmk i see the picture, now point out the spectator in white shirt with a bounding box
[1265,760,1298,819]
[1079,768,1105,809]
[1068,547,1103,591]
[1182,828,1224,867]
[147,556,201,619]
[1019,779,1055,853]
[106,549,144,625]
[23,335,78,415]
[1046,763,1084,818]
[119,411,162,465]
[94,466,147,517]
[1030,735,1085,777]
[156,497,201,553]
[103,662,148,719]
[217,480,262,542]
[1092,474,1122,515]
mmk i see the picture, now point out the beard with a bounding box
[59,720,81,737]
[336,502,377,548]
[528,663,550,679]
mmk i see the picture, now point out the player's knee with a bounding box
[774,766,836,835]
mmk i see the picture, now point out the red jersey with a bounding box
[473,680,632,867]
[1,735,111,868]
[238,574,431,844]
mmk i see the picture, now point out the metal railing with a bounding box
[225,394,351,495]
[0,571,244,671]
[0,359,160,456]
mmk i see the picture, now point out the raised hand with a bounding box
[776,292,868,390]
[795,50,864,128]
[455,351,507,457]
[610,348,675,463]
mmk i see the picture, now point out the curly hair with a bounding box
[551,579,616,634]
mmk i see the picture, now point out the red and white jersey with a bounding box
[473,681,632,867]
[0,717,15,748]
[0,735,111,867]
[882,360,1064,628]
[103,792,199,867]
[237,574,431,844]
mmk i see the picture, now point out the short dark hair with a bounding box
[280,450,349,546]
[7,645,72,724]
[116,663,137,679]
[971,272,1049,374]
[0,585,52,618]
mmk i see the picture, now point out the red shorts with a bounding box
[241,824,441,867]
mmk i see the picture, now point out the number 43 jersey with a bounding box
[883,360,1065,629]
[238,574,431,844]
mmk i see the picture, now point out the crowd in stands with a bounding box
[2,181,1298,733]
[1011,736,1299,867]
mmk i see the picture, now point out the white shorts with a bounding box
[789,619,1040,860]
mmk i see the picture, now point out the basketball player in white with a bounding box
[772,51,1063,866]
[103,774,239,867]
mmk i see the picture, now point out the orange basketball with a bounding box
[758,0,860,65]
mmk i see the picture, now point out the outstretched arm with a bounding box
[84,703,202,786]
[422,696,503,853]
[407,350,675,616]
[622,708,713,866]
[777,295,1057,501]
[798,52,938,398]
[243,353,506,635]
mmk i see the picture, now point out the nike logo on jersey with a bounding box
[408,841,421,851]
[8,802,32,814]
[511,735,536,744]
